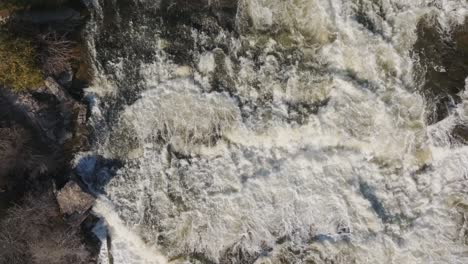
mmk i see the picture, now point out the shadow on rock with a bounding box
[74,154,123,194]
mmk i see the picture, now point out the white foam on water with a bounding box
[82,0,468,263]
[93,198,168,264]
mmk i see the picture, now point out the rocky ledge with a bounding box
[0,1,98,264]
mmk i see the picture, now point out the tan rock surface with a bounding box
[56,181,94,215]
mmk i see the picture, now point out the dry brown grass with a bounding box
[36,31,80,76]
[0,192,91,264]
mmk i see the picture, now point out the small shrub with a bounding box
[37,31,79,76]
[0,32,43,91]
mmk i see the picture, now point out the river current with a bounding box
[77,0,468,263]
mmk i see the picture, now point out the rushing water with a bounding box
[78,0,468,263]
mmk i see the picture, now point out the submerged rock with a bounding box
[452,124,468,143]
[414,19,468,123]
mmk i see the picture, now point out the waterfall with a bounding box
[78,0,468,263]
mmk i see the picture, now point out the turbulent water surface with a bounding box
[77,0,468,263]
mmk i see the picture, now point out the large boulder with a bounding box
[56,181,95,224]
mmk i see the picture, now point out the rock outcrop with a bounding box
[2,77,88,145]
[56,181,95,225]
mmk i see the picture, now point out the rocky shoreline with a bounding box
[0,1,99,263]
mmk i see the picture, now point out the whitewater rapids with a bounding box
[77,0,468,263]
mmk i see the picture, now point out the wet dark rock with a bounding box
[76,103,87,125]
[211,48,236,93]
[188,253,217,264]
[94,0,158,63]
[159,0,238,64]
[192,13,223,35]
[352,0,386,36]
[214,0,237,8]
[74,155,123,192]
[452,124,468,143]
[71,41,93,98]
[80,214,103,259]
[165,0,210,13]
[57,68,74,89]
[162,23,195,64]
[212,0,238,30]
[414,19,468,123]
[287,98,330,125]
[44,77,88,141]
[86,0,160,113]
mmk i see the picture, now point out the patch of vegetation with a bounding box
[37,31,80,76]
[0,192,91,264]
[0,32,43,91]
[0,8,82,87]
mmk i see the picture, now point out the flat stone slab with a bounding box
[56,181,95,216]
